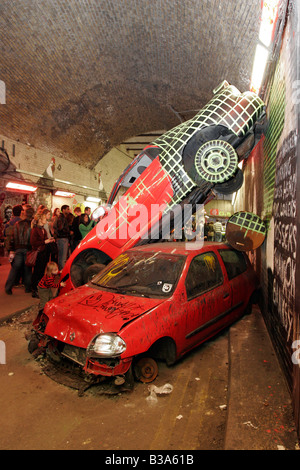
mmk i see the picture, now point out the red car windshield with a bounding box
[91,251,186,298]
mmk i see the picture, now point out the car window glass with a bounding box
[185,252,223,299]
[218,249,247,280]
[92,251,186,298]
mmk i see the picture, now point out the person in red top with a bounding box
[30,212,56,297]
[38,261,66,309]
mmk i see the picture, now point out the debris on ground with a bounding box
[1,306,38,335]
[146,383,174,404]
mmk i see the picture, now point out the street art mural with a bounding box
[273,130,297,342]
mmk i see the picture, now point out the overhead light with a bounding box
[6,182,37,192]
[55,190,75,197]
[86,196,101,203]
[250,0,279,93]
[250,44,269,94]
[232,191,237,205]
[259,0,279,47]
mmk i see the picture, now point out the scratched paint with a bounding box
[78,292,145,321]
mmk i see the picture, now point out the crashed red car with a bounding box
[59,80,265,294]
[29,242,260,387]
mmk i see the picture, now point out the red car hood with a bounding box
[44,285,165,349]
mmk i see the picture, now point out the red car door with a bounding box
[180,250,232,356]
[217,248,253,319]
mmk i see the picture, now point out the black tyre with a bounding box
[83,263,105,283]
[214,168,244,195]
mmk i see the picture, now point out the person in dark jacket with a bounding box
[71,206,82,252]
[4,204,23,285]
[3,204,23,252]
[30,212,56,297]
[5,206,34,295]
[52,205,70,270]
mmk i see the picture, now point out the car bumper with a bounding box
[84,356,133,377]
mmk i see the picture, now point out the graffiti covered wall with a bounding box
[234,0,300,434]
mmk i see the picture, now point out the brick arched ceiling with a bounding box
[0,0,261,169]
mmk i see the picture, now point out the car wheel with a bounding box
[83,263,106,283]
[134,357,159,383]
[214,168,244,194]
[194,140,238,184]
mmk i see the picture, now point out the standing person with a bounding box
[84,207,91,217]
[52,208,60,218]
[214,219,223,242]
[66,211,74,257]
[207,222,215,241]
[204,222,209,241]
[79,213,94,240]
[84,206,96,228]
[40,208,52,238]
[71,206,82,252]
[30,212,56,297]
[51,208,60,232]
[52,205,70,270]
[4,204,23,253]
[4,206,34,295]
[41,207,58,263]
[49,208,59,240]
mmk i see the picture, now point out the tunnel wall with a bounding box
[234,0,300,435]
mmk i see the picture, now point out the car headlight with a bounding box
[87,333,126,358]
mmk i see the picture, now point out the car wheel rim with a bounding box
[135,357,158,383]
[195,140,238,183]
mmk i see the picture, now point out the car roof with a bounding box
[128,241,230,256]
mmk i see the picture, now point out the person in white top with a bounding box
[214,219,223,242]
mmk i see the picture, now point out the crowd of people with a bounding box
[3,203,96,300]
[204,219,225,242]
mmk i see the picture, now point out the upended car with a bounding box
[58,80,265,294]
[28,242,260,389]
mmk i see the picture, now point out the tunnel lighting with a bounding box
[54,190,75,197]
[250,0,279,93]
[232,191,237,205]
[259,0,279,47]
[86,196,101,203]
[6,182,37,192]
[250,43,269,94]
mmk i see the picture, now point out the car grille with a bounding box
[61,343,86,366]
